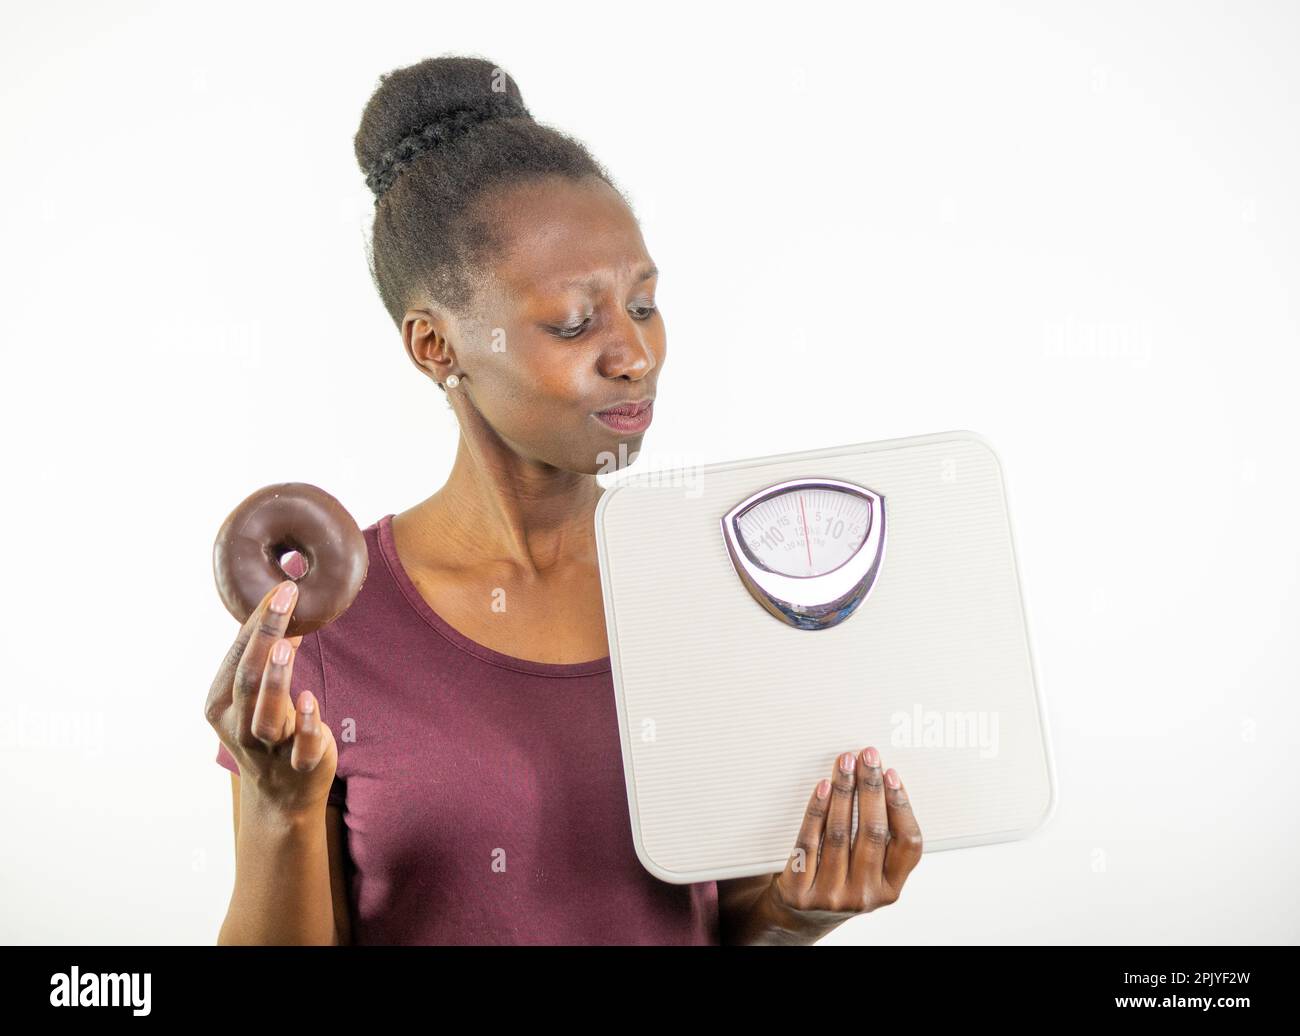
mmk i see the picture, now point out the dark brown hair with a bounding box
[354,55,623,356]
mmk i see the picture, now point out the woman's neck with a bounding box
[399,434,606,578]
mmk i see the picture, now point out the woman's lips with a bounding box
[594,399,653,433]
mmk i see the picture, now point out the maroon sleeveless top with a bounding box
[216,513,720,945]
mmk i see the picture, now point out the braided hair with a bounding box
[354,55,622,366]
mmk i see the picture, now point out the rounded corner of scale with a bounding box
[630,833,694,886]
[594,481,625,528]
[1006,772,1058,846]
[948,429,1005,470]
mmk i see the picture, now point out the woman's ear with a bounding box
[401,306,458,384]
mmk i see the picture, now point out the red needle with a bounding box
[798,494,813,570]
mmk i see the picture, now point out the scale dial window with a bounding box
[735,487,871,578]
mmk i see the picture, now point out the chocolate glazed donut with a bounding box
[213,483,369,637]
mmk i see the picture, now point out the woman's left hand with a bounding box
[724,745,923,944]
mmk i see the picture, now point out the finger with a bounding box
[811,751,857,893]
[250,636,298,745]
[775,778,832,898]
[205,591,271,725]
[290,690,329,772]
[849,745,890,890]
[231,581,299,724]
[206,581,298,726]
[882,767,924,894]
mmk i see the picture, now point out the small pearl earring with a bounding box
[446,374,460,389]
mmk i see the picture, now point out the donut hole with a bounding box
[278,549,310,581]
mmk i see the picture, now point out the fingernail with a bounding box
[864,746,880,767]
[269,581,297,614]
[816,779,831,799]
[299,692,317,732]
[840,751,856,774]
[885,768,901,789]
[271,639,291,666]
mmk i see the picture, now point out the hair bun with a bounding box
[354,55,532,200]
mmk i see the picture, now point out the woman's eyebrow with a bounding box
[556,264,658,291]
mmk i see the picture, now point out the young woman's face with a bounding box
[444,174,664,475]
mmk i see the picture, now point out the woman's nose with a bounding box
[597,317,658,380]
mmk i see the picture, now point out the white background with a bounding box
[1,0,1296,944]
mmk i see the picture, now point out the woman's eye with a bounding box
[552,318,590,339]
[630,303,658,320]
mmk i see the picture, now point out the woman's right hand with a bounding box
[204,579,338,817]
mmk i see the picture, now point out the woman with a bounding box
[206,54,922,946]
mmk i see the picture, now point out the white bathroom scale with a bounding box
[594,430,1057,884]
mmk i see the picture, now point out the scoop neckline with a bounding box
[376,512,612,678]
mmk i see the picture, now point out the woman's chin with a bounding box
[590,435,646,475]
